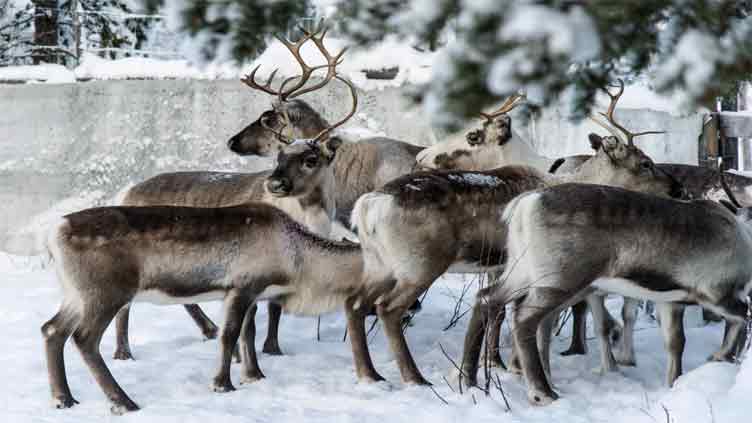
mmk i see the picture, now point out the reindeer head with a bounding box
[227,24,347,157]
[227,100,329,156]
[266,137,343,196]
[263,67,357,197]
[416,94,525,171]
[573,80,684,199]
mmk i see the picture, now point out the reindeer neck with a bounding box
[502,135,551,173]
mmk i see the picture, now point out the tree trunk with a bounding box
[31,0,59,64]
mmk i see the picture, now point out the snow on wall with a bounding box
[0,79,702,254]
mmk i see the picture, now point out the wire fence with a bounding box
[1,3,322,67]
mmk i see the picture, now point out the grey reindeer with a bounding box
[226,29,424,229]
[346,130,684,385]
[465,170,752,406]
[112,26,353,361]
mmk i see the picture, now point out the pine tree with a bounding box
[337,0,752,128]
[0,0,35,65]
[143,0,311,63]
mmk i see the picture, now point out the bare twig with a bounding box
[492,373,511,412]
[429,385,449,405]
[442,376,455,393]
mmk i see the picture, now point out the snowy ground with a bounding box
[0,253,747,423]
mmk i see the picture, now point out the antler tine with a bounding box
[719,157,742,209]
[240,64,284,97]
[286,25,348,100]
[587,114,624,140]
[598,79,665,146]
[312,75,358,143]
[479,93,526,121]
[272,27,321,101]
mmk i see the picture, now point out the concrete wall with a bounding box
[0,79,701,254]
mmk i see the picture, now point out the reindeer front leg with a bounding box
[239,304,265,383]
[657,303,685,386]
[212,290,254,393]
[262,302,284,355]
[560,301,588,356]
[586,293,618,373]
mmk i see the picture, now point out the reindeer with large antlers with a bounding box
[227,24,432,229]
[111,29,359,362]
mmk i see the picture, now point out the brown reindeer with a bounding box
[42,201,371,414]
[112,40,357,361]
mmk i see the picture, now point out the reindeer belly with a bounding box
[592,277,690,303]
[133,289,226,305]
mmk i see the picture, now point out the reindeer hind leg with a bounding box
[73,303,140,414]
[42,307,80,409]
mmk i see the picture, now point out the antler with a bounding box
[312,75,358,143]
[261,116,293,145]
[590,79,665,146]
[240,22,347,102]
[284,25,347,100]
[719,157,742,209]
[479,93,526,122]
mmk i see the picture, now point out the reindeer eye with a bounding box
[640,161,651,170]
[303,156,318,168]
[467,132,483,146]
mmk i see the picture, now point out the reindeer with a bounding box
[112,50,357,361]
[468,171,752,406]
[226,27,424,228]
[348,129,684,385]
[415,94,577,173]
[42,200,374,414]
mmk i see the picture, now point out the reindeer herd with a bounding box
[40,26,752,414]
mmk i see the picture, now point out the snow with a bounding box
[0,64,76,83]
[0,37,434,89]
[499,5,600,62]
[655,30,724,98]
[1,255,746,422]
[447,173,502,187]
[74,53,203,80]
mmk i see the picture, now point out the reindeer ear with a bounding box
[588,133,603,151]
[321,136,343,161]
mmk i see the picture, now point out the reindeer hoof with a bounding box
[406,376,432,386]
[262,341,283,356]
[110,400,140,415]
[53,395,79,409]
[202,326,219,340]
[616,357,636,367]
[240,371,265,384]
[211,379,236,393]
[560,346,587,356]
[707,352,735,363]
[357,372,386,383]
[112,348,134,361]
[528,389,558,406]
